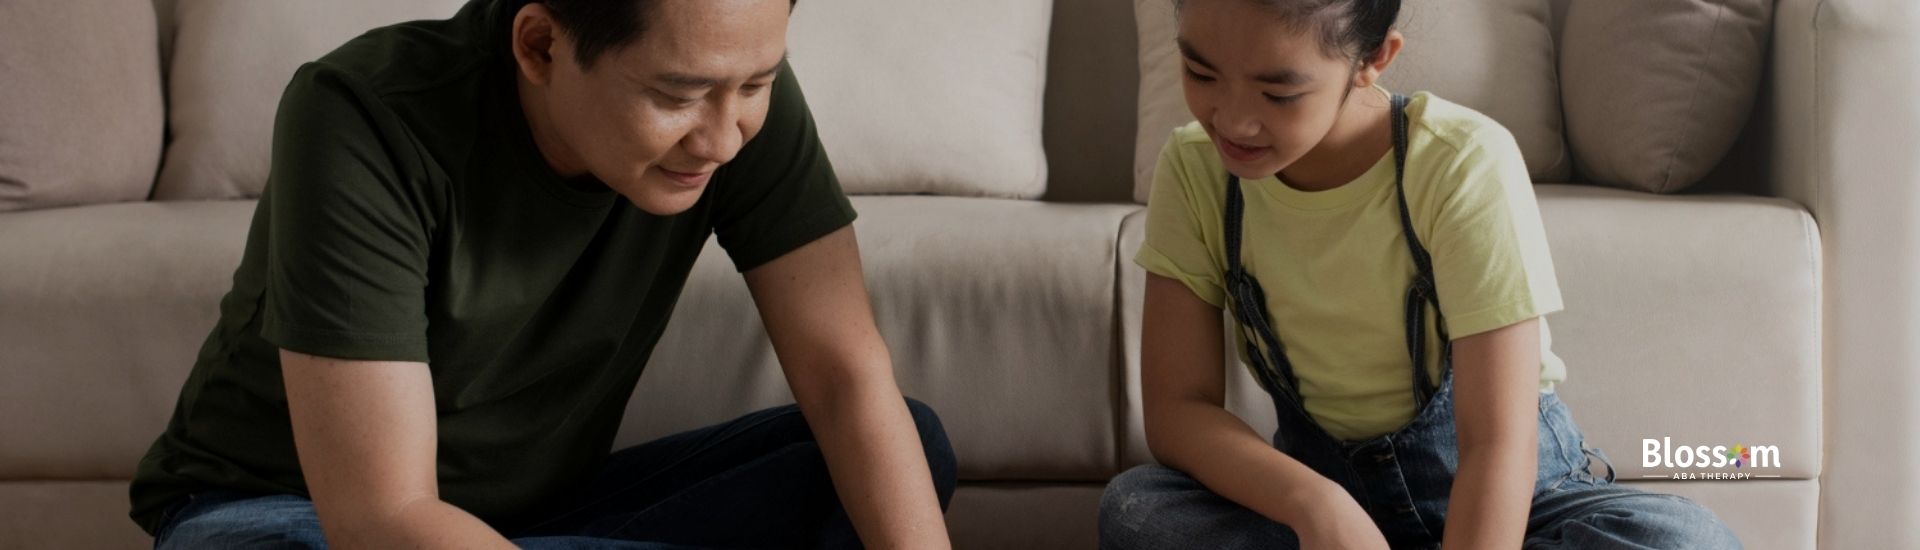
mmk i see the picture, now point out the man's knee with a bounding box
[903,397,957,505]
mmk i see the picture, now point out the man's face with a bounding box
[533,0,790,215]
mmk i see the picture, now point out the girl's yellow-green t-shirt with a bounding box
[1136,91,1566,441]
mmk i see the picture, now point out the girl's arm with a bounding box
[1441,317,1545,549]
[1141,274,1387,549]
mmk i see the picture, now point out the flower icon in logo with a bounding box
[1726,445,1751,468]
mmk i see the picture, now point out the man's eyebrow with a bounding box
[653,53,787,89]
[1176,39,1216,72]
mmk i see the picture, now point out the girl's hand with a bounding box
[1295,487,1390,550]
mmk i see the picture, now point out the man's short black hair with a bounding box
[534,0,799,70]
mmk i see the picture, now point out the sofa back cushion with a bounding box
[0,0,165,211]
[787,0,1054,198]
[1132,0,1568,203]
[1560,0,1774,193]
[152,0,467,200]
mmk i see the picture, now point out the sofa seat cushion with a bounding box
[1121,185,1820,483]
[622,196,1142,481]
[0,201,255,478]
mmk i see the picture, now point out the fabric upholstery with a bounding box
[947,484,1104,550]
[0,201,253,478]
[0,482,153,549]
[787,0,1053,199]
[1041,0,1141,204]
[1132,0,1568,203]
[621,196,1140,481]
[152,0,465,200]
[1769,0,1920,547]
[0,0,164,212]
[1561,0,1773,193]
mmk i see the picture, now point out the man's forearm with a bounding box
[1440,439,1536,550]
[798,375,950,550]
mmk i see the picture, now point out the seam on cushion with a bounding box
[1659,0,1733,192]
[1111,209,1135,477]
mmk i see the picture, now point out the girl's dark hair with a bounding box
[1175,0,1401,66]
[529,0,799,70]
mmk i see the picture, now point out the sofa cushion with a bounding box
[0,201,254,478]
[625,196,1139,481]
[1132,0,1567,203]
[0,482,153,548]
[152,0,465,200]
[1561,0,1773,193]
[1120,185,1820,483]
[787,0,1053,199]
[0,0,164,212]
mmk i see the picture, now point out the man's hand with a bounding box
[744,226,952,549]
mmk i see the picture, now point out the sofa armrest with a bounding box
[1769,1,1920,548]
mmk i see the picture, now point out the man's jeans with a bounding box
[150,399,957,549]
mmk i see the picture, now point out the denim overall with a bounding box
[1222,95,1601,547]
[1100,95,1741,550]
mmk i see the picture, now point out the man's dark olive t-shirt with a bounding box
[129,0,855,534]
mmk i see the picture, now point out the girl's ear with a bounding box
[1352,30,1405,89]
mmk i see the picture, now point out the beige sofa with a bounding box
[3,0,1917,548]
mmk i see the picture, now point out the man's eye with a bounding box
[1183,67,1215,83]
[740,84,769,96]
[652,89,698,107]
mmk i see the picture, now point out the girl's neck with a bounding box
[1277,87,1394,192]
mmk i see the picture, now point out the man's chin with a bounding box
[619,184,706,216]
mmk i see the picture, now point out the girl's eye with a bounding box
[740,83,769,97]
[1182,66,1215,83]
[1264,93,1303,105]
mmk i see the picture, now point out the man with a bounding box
[130,0,957,547]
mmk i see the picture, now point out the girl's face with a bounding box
[1176,0,1369,181]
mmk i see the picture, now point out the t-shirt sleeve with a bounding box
[258,63,435,362]
[710,60,858,273]
[1135,132,1228,308]
[1428,128,1565,339]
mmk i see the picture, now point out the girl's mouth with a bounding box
[1217,138,1272,163]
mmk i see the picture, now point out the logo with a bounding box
[1640,437,1782,480]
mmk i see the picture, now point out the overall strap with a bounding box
[1391,93,1452,407]
[1225,175,1299,400]
[1221,93,1452,411]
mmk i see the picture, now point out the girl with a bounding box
[1099,0,1742,548]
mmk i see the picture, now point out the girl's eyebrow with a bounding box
[1254,69,1312,86]
[1176,38,1218,71]
[1177,38,1312,85]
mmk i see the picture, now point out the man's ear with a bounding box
[512,3,567,86]
[1352,29,1404,89]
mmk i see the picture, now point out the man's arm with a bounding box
[742,226,950,550]
[1440,318,1544,550]
[281,350,516,549]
